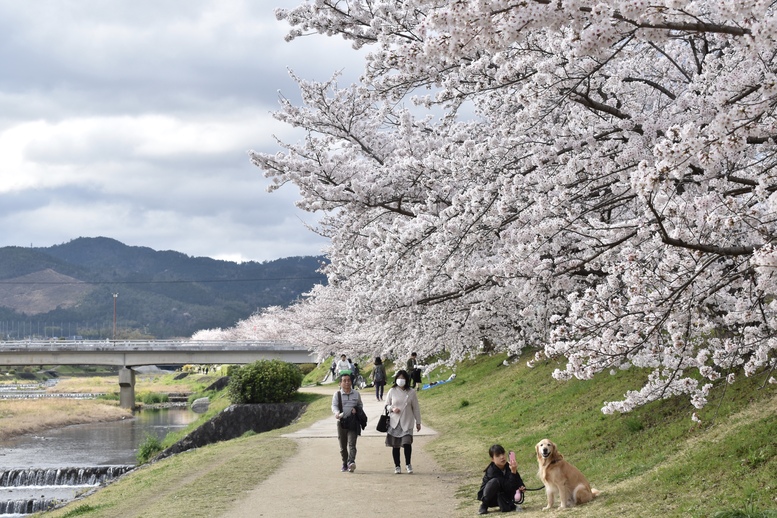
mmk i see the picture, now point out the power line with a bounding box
[0,276,326,286]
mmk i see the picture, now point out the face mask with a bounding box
[397,378,406,387]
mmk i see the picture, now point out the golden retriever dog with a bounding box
[536,439,600,510]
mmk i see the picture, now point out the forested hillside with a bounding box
[0,237,326,339]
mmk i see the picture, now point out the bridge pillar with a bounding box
[119,367,136,409]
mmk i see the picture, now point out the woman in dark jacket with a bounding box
[477,444,525,514]
[372,356,387,401]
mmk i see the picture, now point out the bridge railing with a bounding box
[0,339,308,352]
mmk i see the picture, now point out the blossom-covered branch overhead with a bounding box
[246,0,777,414]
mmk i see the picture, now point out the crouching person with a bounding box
[477,444,525,514]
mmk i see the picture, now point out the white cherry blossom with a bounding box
[237,1,777,413]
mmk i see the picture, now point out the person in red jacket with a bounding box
[477,444,526,514]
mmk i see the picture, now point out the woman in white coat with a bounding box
[385,369,422,474]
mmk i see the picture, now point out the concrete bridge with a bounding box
[0,340,317,409]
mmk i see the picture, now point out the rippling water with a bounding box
[0,406,199,515]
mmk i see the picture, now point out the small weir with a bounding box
[0,392,102,400]
[0,498,58,516]
[0,466,133,516]
[0,380,198,515]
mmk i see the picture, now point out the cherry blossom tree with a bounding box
[249,1,777,413]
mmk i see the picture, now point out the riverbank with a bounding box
[0,371,213,442]
[0,399,131,441]
[37,382,465,518]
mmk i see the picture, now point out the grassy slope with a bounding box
[37,354,776,517]
[419,351,777,517]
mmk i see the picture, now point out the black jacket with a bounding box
[477,462,525,500]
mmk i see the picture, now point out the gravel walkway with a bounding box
[221,383,462,517]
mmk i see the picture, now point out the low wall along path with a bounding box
[222,383,463,517]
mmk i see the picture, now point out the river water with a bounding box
[0,406,200,515]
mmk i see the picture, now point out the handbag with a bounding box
[376,406,390,433]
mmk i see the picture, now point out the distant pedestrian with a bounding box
[335,354,354,383]
[372,357,387,401]
[332,374,364,473]
[406,352,422,388]
[384,369,421,474]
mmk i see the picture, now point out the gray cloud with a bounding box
[0,0,360,262]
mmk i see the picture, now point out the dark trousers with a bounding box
[392,444,412,466]
[336,423,358,465]
[375,382,385,399]
[480,479,516,512]
[410,369,421,388]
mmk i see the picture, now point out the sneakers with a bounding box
[394,466,401,474]
[347,462,356,472]
[406,464,413,474]
[478,503,488,515]
[340,464,348,472]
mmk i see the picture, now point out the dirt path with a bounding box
[221,383,463,518]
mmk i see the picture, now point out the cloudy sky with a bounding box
[0,1,362,263]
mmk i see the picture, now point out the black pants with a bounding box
[480,479,516,512]
[410,369,421,388]
[392,444,412,467]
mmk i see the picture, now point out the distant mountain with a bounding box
[0,237,327,339]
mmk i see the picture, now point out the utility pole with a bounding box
[113,293,119,341]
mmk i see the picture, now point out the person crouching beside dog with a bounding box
[477,444,526,514]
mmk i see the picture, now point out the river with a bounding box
[0,406,200,516]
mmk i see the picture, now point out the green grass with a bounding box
[420,351,777,517]
[136,434,163,464]
[34,353,777,517]
[36,392,332,518]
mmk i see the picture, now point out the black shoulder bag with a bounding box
[376,406,390,433]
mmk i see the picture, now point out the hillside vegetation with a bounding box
[0,237,326,338]
[39,352,776,518]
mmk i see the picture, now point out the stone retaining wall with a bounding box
[155,402,308,460]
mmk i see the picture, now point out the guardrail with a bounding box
[0,339,304,351]
[0,339,317,368]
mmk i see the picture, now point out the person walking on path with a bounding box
[223,384,458,518]
[406,352,422,388]
[329,358,337,381]
[335,354,354,384]
[372,356,387,401]
[332,374,364,472]
[384,369,422,474]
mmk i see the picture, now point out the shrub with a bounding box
[297,363,316,375]
[227,359,303,404]
[137,433,163,464]
[137,392,169,405]
[223,364,241,376]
